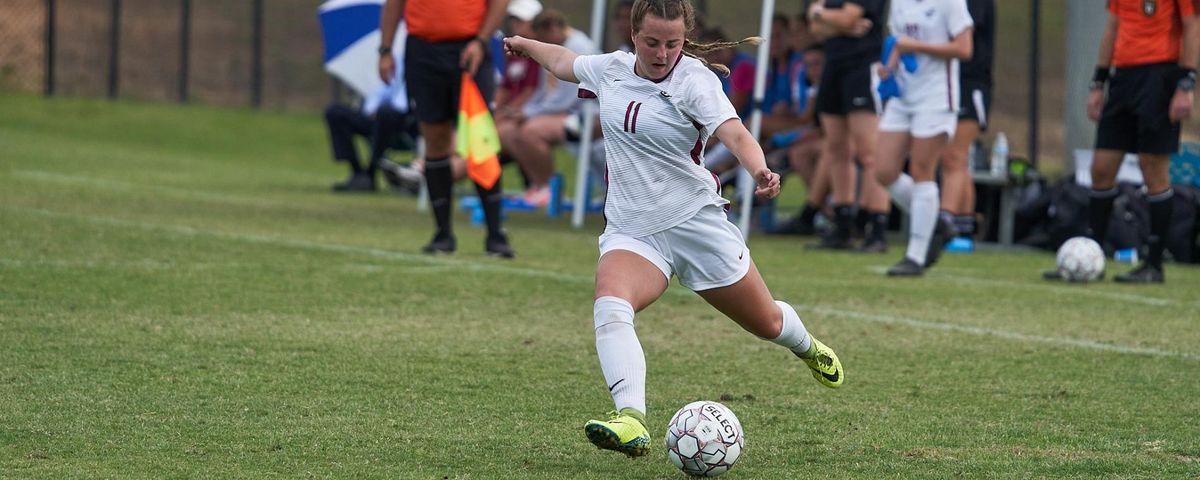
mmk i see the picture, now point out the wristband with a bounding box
[1090,66,1110,91]
[470,36,488,48]
[1179,69,1197,92]
[377,45,392,56]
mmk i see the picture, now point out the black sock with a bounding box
[954,214,976,237]
[424,156,454,239]
[833,204,855,241]
[799,204,819,224]
[854,208,870,235]
[343,157,364,174]
[1088,187,1119,243]
[475,177,505,240]
[867,211,889,241]
[1146,188,1174,269]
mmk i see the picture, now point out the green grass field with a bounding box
[2,93,1199,479]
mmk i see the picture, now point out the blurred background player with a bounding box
[322,77,418,193]
[504,0,844,459]
[501,9,598,207]
[807,0,892,252]
[940,0,995,252]
[1044,0,1197,283]
[772,43,829,235]
[873,0,973,276]
[495,0,544,189]
[379,0,516,258]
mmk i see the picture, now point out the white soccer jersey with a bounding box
[888,0,974,112]
[574,52,738,237]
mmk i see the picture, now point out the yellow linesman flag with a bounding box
[457,72,502,190]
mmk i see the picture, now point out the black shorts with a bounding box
[817,60,878,116]
[404,35,495,124]
[1095,63,1183,155]
[958,80,992,130]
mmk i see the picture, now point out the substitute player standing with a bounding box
[873,0,974,276]
[940,0,995,251]
[806,0,894,252]
[504,0,844,458]
[1050,0,1197,283]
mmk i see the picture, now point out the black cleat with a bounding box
[422,234,456,255]
[924,217,955,268]
[332,172,376,192]
[806,233,853,250]
[1114,263,1164,284]
[485,233,515,259]
[886,257,925,277]
[768,216,816,235]
[856,237,888,254]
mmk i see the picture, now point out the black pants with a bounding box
[324,103,411,173]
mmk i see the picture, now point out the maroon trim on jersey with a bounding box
[624,101,635,132]
[630,103,643,133]
[578,88,597,99]
[711,171,722,195]
[634,53,685,83]
[945,63,954,112]
[689,121,704,165]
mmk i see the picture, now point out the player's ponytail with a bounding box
[683,37,763,77]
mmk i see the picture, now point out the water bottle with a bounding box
[1114,248,1138,264]
[990,132,1009,178]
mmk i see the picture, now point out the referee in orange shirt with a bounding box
[379,0,516,258]
[1081,0,1198,283]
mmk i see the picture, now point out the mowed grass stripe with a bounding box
[8,205,1198,362]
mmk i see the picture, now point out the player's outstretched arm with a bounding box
[714,118,780,199]
[503,36,580,84]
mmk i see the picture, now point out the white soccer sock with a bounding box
[767,301,812,356]
[906,181,940,265]
[888,173,915,212]
[593,296,646,416]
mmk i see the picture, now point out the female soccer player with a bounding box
[873,0,974,276]
[503,0,843,458]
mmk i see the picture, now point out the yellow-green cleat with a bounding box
[797,336,843,388]
[584,408,651,458]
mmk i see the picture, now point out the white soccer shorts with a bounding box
[598,205,751,291]
[879,101,959,139]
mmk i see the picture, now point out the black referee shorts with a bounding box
[404,35,496,124]
[958,80,992,130]
[817,59,878,116]
[1095,62,1183,155]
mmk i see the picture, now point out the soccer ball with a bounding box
[665,401,745,477]
[1056,236,1105,282]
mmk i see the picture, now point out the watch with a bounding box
[1179,70,1197,92]
[377,45,392,56]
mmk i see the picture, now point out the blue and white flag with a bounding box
[318,0,406,108]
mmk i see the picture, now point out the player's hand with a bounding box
[1086,89,1104,122]
[1169,89,1193,123]
[877,64,893,81]
[503,36,531,58]
[849,18,873,37]
[460,39,485,76]
[379,54,396,84]
[753,168,780,199]
[894,36,917,53]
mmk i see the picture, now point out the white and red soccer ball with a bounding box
[665,401,745,477]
